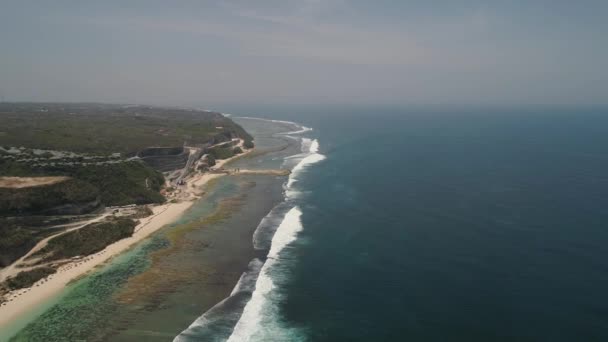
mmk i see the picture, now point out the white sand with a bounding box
[0,145,253,329]
[0,201,192,327]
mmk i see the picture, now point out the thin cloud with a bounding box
[80,3,427,66]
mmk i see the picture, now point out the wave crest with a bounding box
[175,117,324,342]
[227,207,304,342]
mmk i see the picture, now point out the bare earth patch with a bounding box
[0,176,71,188]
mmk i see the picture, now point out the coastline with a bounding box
[0,146,253,332]
[2,117,308,340]
[172,118,321,341]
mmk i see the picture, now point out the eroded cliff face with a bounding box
[136,131,240,172]
[138,147,189,172]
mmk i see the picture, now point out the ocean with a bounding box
[7,106,608,341]
[219,107,608,341]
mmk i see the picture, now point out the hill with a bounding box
[0,103,253,269]
[0,103,252,155]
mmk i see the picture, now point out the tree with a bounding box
[206,154,216,166]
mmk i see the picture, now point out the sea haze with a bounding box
[224,106,608,341]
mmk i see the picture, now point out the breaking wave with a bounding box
[173,259,264,342]
[286,138,326,193]
[174,117,325,342]
[226,207,305,342]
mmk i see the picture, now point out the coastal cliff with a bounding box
[0,103,253,277]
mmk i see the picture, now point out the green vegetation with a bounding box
[125,206,153,219]
[32,218,136,263]
[243,140,254,149]
[0,160,165,208]
[0,179,99,215]
[208,146,235,160]
[0,223,38,267]
[233,146,243,154]
[0,102,255,273]
[0,217,85,267]
[0,103,252,155]
[0,103,256,211]
[5,267,56,290]
[71,162,165,206]
[206,154,216,166]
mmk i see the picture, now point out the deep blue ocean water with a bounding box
[222,107,608,341]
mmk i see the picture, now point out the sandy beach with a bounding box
[0,146,253,330]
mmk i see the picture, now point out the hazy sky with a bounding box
[1,1,607,107]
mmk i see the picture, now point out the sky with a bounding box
[1,0,607,107]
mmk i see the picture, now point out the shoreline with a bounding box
[173,117,314,341]
[0,147,253,332]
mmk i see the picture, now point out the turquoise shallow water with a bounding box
[9,178,237,341]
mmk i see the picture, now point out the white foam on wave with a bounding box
[230,258,265,296]
[175,116,324,342]
[269,118,312,135]
[278,125,313,135]
[308,139,320,153]
[252,202,292,251]
[227,133,325,341]
[173,259,265,342]
[286,138,326,192]
[235,116,313,136]
[299,137,312,153]
[227,206,303,342]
